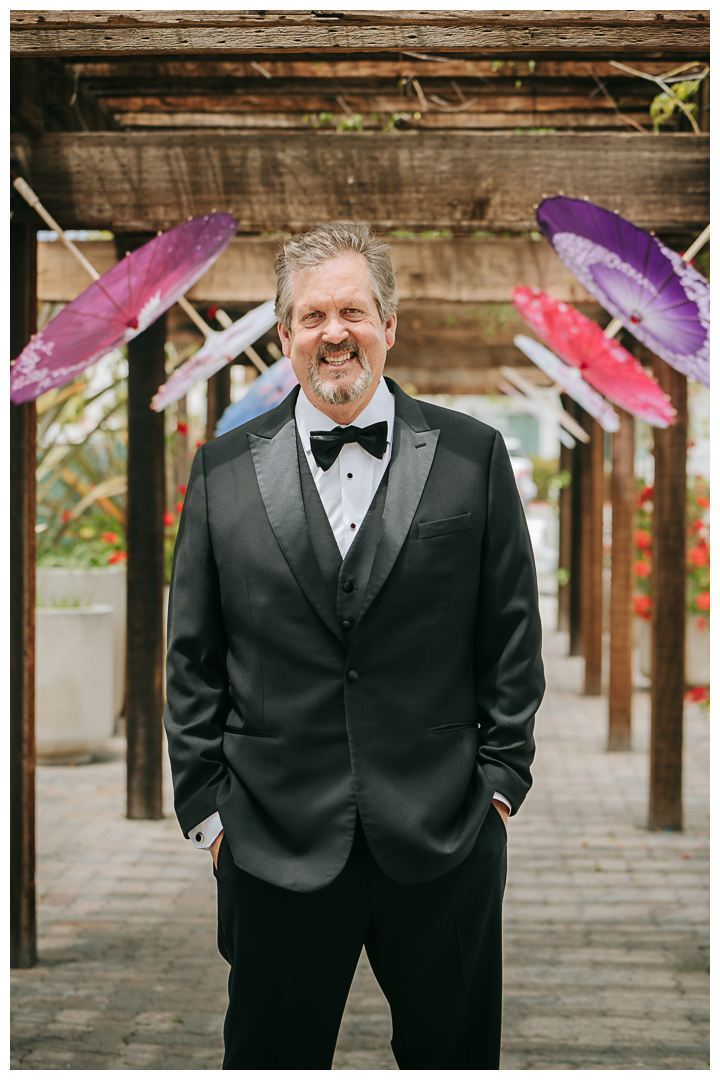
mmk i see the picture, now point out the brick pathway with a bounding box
[11,599,708,1070]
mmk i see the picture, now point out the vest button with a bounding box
[343,580,354,593]
[342,620,352,632]
[347,669,359,683]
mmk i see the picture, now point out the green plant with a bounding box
[650,76,703,132]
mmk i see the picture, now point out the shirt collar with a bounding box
[295,376,396,450]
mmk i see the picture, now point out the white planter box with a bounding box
[636,616,710,687]
[36,605,115,763]
[37,567,126,720]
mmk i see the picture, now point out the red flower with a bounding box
[688,520,705,534]
[108,550,127,564]
[196,440,205,449]
[696,617,707,632]
[177,483,187,496]
[164,511,175,527]
[687,545,708,568]
[100,531,118,544]
[61,510,72,523]
[634,560,651,578]
[207,306,218,320]
[635,528,651,550]
[633,595,651,619]
[176,421,188,435]
[695,591,710,611]
[175,501,184,514]
[685,687,708,704]
[696,496,710,508]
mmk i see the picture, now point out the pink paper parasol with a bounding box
[10,213,237,404]
[512,287,675,428]
[151,300,277,412]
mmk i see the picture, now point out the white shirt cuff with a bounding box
[189,811,223,849]
[492,791,512,813]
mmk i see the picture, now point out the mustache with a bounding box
[313,337,363,362]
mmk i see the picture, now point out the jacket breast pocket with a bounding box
[418,513,472,540]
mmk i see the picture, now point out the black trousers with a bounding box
[214,807,507,1070]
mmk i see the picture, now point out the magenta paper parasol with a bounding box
[10,213,237,404]
[513,334,620,433]
[151,300,277,412]
[536,196,709,386]
[512,287,675,428]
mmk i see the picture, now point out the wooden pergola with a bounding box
[11,10,709,967]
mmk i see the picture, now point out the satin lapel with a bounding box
[248,420,344,642]
[356,415,440,624]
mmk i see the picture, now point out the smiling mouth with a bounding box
[320,350,357,368]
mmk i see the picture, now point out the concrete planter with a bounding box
[37,567,126,720]
[636,616,710,687]
[36,605,115,763]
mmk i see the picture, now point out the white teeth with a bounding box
[323,351,355,365]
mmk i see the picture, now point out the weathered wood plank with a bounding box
[75,59,708,82]
[383,364,549,396]
[115,111,653,132]
[101,93,629,114]
[37,236,595,305]
[11,11,711,29]
[648,360,687,831]
[10,10,710,56]
[12,131,710,233]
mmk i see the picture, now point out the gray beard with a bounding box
[307,341,374,406]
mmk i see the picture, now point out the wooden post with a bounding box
[206,365,231,441]
[608,408,635,750]
[126,311,167,820]
[556,398,572,633]
[581,412,604,695]
[568,402,584,657]
[10,222,38,968]
[649,359,687,831]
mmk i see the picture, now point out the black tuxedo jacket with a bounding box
[164,378,544,892]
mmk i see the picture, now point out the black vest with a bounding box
[296,428,389,631]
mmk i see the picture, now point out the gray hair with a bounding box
[274,222,398,330]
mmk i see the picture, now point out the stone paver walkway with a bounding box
[11,598,708,1069]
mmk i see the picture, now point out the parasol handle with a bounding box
[177,295,215,338]
[604,223,709,340]
[12,174,101,283]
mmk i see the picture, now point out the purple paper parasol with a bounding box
[536,197,709,387]
[11,213,237,404]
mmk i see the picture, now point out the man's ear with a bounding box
[277,321,292,358]
[384,313,397,351]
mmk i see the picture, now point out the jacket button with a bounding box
[343,581,354,594]
[347,670,359,683]
[342,620,352,632]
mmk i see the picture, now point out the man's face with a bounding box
[278,253,396,418]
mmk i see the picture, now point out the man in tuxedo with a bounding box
[164,222,544,1070]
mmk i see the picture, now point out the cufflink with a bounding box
[195,832,204,843]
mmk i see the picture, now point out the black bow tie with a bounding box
[309,420,388,472]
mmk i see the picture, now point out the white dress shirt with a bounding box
[190,379,509,849]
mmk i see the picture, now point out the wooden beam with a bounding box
[10,222,38,969]
[648,360,687,831]
[10,10,710,57]
[75,57,702,81]
[608,409,635,751]
[580,413,604,695]
[125,292,167,821]
[382,365,549,396]
[115,111,653,133]
[74,58,710,82]
[37,236,596,305]
[13,131,709,233]
[568,408,584,658]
